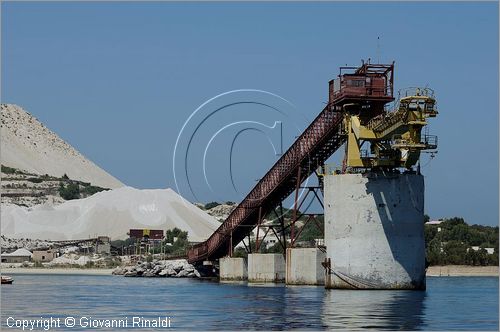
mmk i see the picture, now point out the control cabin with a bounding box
[328,62,395,107]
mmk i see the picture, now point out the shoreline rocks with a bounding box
[113,259,201,278]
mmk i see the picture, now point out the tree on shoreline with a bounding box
[425,217,498,266]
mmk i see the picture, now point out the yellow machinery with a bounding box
[343,87,438,170]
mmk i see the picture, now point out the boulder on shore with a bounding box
[112,259,201,279]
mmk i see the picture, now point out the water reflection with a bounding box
[322,289,426,330]
[2,275,498,330]
[282,286,327,330]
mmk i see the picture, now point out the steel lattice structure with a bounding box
[187,61,395,264]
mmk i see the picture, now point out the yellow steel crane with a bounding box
[342,86,438,170]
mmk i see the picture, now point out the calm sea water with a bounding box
[1,274,498,330]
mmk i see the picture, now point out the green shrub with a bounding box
[81,185,108,196]
[204,202,220,210]
[297,216,324,242]
[27,177,43,183]
[233,247,248,258]
[59,182,80,200]
[425,217,499,266]
[152,228,189,256]
[1,165,17,174]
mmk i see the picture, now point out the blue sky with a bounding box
[2,2,498,226]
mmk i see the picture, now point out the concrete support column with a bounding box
[324,172,426,290]
[286,248,326,285]
[219,257,248,281]
[248,253,285,283]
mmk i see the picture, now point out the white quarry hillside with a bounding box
[1,104,123,189]
[1,186,220,242]
[205,203,236,222]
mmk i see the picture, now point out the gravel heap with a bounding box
[2,186,220,241]
[206,203,236,222]
[1,103,124,189]
[112,259,201,278]
[1,235,54,251]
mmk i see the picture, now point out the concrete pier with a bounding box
[324,172,426,290]
[286,248,326,285]
[219,257,248,281]
[248,253,285,283]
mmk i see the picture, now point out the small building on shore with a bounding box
[1,248,32,263]
[470,246,495,255]
[425,220,444,232]
[32,249,58,262]
[96,236,111,255]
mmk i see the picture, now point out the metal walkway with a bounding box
[187,61,394,264]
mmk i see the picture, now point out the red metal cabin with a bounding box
[128,229,164,240]
[328,61,394,106]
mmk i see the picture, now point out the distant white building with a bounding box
[1,248,32,263]
[470,246,495,255]
[32,249,58,263]
[234,221,283,250]
[96,236,111,254]
[315,238,325,246]
[426,220,443,225]
[425,220,444,232]
[250,227,282,249]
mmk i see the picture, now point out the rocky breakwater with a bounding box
[112,259,201,278]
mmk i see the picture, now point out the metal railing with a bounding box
[188,105,346,263]
[398,87,435,99]
[421,134,438,149]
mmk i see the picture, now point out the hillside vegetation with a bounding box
[201,202,498,266]
[1,165,109,206]
[425,217,498,266]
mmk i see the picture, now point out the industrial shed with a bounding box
[1,248,32,263]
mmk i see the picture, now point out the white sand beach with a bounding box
[1,268,115,275]
[426,265,498,277]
